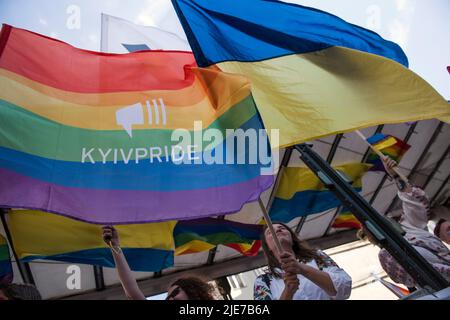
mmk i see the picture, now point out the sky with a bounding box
[0,0,449,98]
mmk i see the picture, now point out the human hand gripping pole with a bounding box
[102,225,121,255]
[355,130,409,184]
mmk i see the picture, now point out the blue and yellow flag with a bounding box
[7,210,176,272]
[173,0,450,148]
[270,163,371,223]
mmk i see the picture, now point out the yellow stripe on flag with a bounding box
[8,210,176,259]
[218,46,450,148]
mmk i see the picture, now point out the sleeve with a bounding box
[316,251,352,300]
[378,249,417,288]
[432,263,450,282]
[253,274,273,300]
[398,186,431,230]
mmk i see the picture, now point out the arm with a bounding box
[397,187,431,229]
[381,157,431,228]
[378,249,417,288]
[279,272,299,300]
[298,264,337,296]
[102,226,146,300]
[381,156,412,193]
[280,252,337,297]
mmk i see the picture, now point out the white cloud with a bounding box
[39,18,48,26]
[88,34,98,43]
[389,20,409,48]
[133,0,187,36]
[395,0,409,12]
[134,0,173,26]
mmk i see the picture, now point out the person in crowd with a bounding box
[102,226,216,300]
[434,218,450,245]
[358,156,450,288]
[254,222,352,300]
[0,283,42,300]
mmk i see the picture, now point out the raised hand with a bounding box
[283,272,300,293]
[381,155,398,178]
[102,225,120,248]
[280,251,304,275]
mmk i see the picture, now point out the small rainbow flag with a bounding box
[0,234,13,284]
[225,241,261,257]
[332,211,361,229]
[366,133,410,171]
[174,218,263,256]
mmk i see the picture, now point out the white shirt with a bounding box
[254,251,352,300]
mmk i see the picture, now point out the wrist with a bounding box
[299,264,314,277]
[110,245,122,255]
[282,288,296,299]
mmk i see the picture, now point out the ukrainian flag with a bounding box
[173,0,450,148]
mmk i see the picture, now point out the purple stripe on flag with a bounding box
[0,168,273,224]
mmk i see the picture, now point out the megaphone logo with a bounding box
[116,99,167,138]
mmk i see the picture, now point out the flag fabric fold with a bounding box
[0,24,273,224]
[174,218,263,256]
[173,0,450,147]
[270,163,371,223]
[331,211,362,229]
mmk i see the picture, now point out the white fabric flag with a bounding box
[100,13,191,53]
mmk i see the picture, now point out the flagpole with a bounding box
[100,13,108,52]
[371,272,407,298]
[258,197,283,254]
[355,130,409,184]
[256,148,293,254]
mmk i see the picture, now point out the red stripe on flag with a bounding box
[0,24,197,93]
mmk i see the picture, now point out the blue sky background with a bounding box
[0,0,449,98]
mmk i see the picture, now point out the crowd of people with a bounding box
[1,157,449,300]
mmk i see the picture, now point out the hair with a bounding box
[0,283,42,300]
[169,276,215,300]
[261,222,323,278]
[434,218,446,238]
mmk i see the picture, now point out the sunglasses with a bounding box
[165,286,181,300]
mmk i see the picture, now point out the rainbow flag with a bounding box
[270,163,371,223]
[0,234,13,285]
[225,241,261,257]
[366,133,411,171]
[332,211,362,229]
[7,210,176,272]
[174,218,263,256]
[0,24,273,224]
[173,0,450,148]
